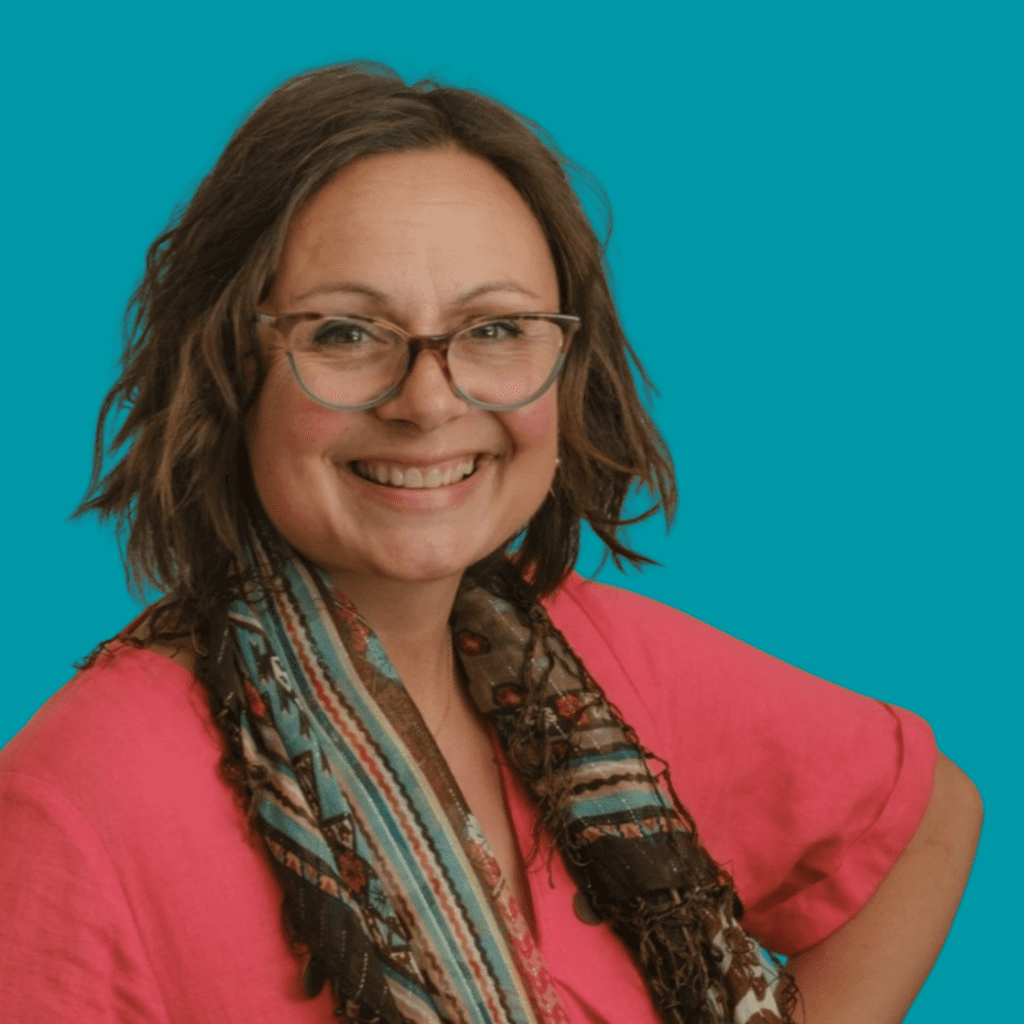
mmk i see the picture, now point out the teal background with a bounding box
[2,1,1019,1018]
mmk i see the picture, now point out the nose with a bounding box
[373,347,469,430]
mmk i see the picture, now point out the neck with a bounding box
[328,570,461,713]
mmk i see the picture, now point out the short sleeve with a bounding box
[544,575,937,956]
[0,771,170,1023]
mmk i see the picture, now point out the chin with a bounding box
[375,550,492,585]
[344,538,501,588]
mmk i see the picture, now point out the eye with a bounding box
[312,317,377,347]
[465,319,524,342]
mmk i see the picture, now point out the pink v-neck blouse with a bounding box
[0,575,935,1023]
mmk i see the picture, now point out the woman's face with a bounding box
[246,147,561,590]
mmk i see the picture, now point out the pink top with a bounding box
[0,575,936,1023]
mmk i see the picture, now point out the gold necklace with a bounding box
[429,630,458,739]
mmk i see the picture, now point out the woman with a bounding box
[0,63,980,1024]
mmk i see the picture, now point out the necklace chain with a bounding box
[429,630,458,739]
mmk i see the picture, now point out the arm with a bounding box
[784,752,982,1023]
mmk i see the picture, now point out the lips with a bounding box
[351,456,478,490]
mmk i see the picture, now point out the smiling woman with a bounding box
[0,63,980,1024]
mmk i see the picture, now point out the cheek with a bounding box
[501,392,560,457]
[249,377,353,466]
[245,380,359,532]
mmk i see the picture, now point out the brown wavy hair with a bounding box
[78,60,675,637]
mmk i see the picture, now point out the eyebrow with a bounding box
[292,280,543,305]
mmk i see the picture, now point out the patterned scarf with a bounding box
[209,546,793,1024]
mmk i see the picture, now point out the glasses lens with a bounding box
[289,317,407,407]
[449,316,566,408]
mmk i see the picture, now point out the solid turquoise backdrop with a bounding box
[2,1,1019,1019]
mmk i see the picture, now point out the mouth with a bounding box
[351,455,480,490]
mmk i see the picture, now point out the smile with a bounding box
[352,456,478,490]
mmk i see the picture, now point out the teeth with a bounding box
[355,458,478,489]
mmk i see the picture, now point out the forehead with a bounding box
[274,148,559,310]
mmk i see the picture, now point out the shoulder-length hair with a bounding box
[79,61,676,629]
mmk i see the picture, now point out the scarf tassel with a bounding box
[271,857,402,1024]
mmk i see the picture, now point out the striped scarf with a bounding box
[218,548,793,1024]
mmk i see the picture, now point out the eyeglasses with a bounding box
[254,311,581,412]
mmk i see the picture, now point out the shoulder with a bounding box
[543,573,698,670]
[540,574,692,740]
[544,572,759,664]
[542,573,800,714]
[543,572,690,633]
[539,574,784,767]
[0,640,262,937]
[543,574,936,771]
[0,646,325,1021]
[0,643,222,823]
[544,573,918,716]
